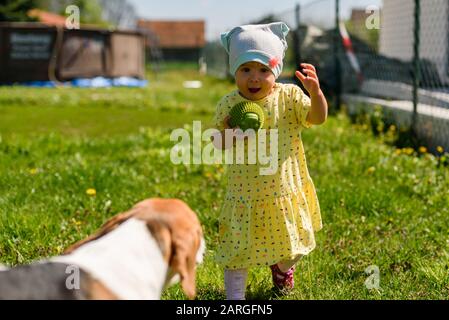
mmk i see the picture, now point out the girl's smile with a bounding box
[248,88,261,93]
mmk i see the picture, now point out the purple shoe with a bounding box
[270,264,295,292]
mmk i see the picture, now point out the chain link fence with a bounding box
[339,0,449,153]
[203,40,228,79]
[204,0,449,153]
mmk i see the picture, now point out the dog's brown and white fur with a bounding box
[0,198,205,300]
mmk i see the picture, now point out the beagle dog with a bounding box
[0,198,205,300]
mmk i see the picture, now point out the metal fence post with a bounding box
[334,0,341,110]
[293,3,302,85]
[225,51,232,81]
[412,0,421,132]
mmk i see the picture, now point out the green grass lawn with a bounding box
[0,68,448,300]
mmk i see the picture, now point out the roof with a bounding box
[28,9,67,27]
[137,20,205,48]
[0,21,144,37]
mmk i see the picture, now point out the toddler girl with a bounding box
[213,22,328,300]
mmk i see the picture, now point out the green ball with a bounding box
[228,102,265,131]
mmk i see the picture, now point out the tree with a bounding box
[250,14,281,25]
[37,0,104,25]
[98,0,137,29]
[0,0,39,22]
[73,0,103,25]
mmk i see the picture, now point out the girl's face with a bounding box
[235,61,275,101]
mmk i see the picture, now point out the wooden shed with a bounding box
[0,22,145,83]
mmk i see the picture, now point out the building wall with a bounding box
[137,20,205,48]
[138,20,205,63]
[151,48,201,62]
[379,0,448,83]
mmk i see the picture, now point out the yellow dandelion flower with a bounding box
[436,146,444,153]
[367,166,376,174]
[403,148,414,155]
[86,188,96,196]
[389,125,396,132]
[419,146,427,154]
[395,149,402,155]
[29,168,38,175]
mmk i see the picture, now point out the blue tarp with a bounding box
[2,77,148,88]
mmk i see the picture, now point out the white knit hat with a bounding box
[220,22,289,79]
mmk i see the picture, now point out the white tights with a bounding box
[224,268,248,300]
[224,255,302,300]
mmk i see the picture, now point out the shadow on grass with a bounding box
[247,287,298,300]
[196,283,293,300]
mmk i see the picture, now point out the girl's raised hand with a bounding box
[295,63,321,97]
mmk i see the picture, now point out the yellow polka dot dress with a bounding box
[213,83,322,270]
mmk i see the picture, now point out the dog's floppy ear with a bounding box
[144,218,173,262]
[170,228,202,299]
[132,198,204,299]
